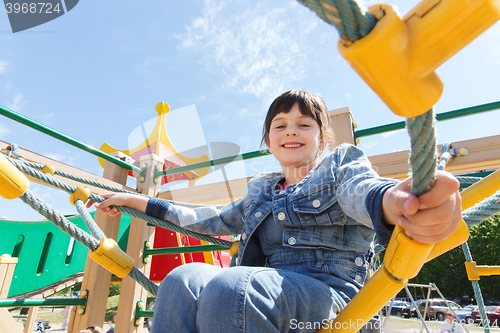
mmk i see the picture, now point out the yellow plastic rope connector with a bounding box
[0,153,29,199]
[229,241,239,257]
[40,164,56,175]
[338,0,500,118]
[465,262,500,281]
[69,186,91,206]
[89,238,134,278]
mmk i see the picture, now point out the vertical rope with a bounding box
[406,109,437,196]
[461,242,491,332]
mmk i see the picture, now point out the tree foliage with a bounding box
[408,215,500,300]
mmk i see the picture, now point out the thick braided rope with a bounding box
[75,200,106,240]
[406,109,437,197]
[456,176,483,185]
[461,243,492,331]
[296,0,376,42]
[129,267,159,296]
[5,153,222,209]
[20,189,99,250]
[6,155,231,246]
[19,189,159,295]
[462,190,500,227]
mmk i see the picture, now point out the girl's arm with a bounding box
[381,170,462,244]
[87,193,148,217]
[86,192,245,236]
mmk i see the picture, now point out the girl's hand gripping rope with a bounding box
[87,193,149,217]
[382,170,462,244]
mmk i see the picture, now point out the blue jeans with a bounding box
[150,263,346,333]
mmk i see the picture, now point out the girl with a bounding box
[90,90,462,332]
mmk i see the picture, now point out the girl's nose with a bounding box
[286,127,298,136]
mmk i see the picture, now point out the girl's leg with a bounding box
[151,263,224,333]
[197,266,346,333]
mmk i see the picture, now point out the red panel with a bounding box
[149,228,233,282]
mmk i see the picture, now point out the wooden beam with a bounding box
[0,308,23,333]
[115,154,163,333]
[70,153,130,332]
[157,177,253,205]
[370,134,500,180]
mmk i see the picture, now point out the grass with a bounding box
[10,294,155,327]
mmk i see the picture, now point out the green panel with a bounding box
[0,212,131,297]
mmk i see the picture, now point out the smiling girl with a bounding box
[89,90,462,332]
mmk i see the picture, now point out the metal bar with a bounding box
[0,104,142,174]
[136,309,154,319]
[355,101,500,139]
[156,149,271,178]
[145,244,230,256]
[0,298,87,307]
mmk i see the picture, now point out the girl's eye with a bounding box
[275,125,285,129]
[300,124,310,127]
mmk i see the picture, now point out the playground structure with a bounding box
[0,0,500,332]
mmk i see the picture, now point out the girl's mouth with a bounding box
[282,143,303,148]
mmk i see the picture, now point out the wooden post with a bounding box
[0,254,23,333]
[23,307,38,333]
[0,254,17,298]
[69,152,132,332]
[115,154,163,333]
[328,107,355,148]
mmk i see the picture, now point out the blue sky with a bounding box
[1,0,499,221]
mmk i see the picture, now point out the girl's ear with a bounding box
[321,131,331,150]
[265,137,272,153]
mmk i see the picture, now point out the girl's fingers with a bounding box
[417,171,460,210]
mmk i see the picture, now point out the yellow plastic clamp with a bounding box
[229,241,239,257]
[465,262,500,281]
[323,267,407,333]
[338,0,500,118]
[40,164,56,175]
[69,186,91,206]
[0,153,29,199]
[383,224,434,279]
[89,238,134,278]
[338,4,443,118]
[461,168,500,211]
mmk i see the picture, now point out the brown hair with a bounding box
[261,90,331,152]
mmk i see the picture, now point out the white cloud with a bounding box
[382,128,405,138]
[177,0,314,102]
[0,123,10,136]
[5,93,25,112]
[0,61,9,74]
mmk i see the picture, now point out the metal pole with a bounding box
[156,149,271,178]
[355,101,500,139]
[0,298,87,307]
[145,244,230,256]
[0,104,142,174]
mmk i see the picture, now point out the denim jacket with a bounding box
[147,143,397,269]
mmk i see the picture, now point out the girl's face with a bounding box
[267,103,325,172]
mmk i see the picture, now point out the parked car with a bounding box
[417,299,462,321]
[455,305,478,324]
[471,306,500,326]
[382,301,410,317]
[402,300,424,318]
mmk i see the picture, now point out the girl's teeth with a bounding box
[284,144,301,148]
